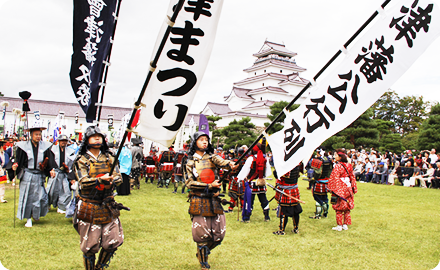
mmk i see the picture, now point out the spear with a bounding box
[267,183,306,204]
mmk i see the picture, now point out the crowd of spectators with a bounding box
[342,148,440,188]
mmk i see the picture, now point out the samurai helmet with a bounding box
[79,125,109,155]
[188,131,214,157]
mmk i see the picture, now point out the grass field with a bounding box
[0,177,439,270]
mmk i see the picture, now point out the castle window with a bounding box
[264,70,266,73]
[254,72,256,75]
[280,70,282,73]
[262,83,264,86]
[260,97,262,101]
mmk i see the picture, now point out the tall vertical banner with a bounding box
[134,0,224,146]
[267,0,440,177]
[70,0,117,123]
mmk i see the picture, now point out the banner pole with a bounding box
[96,0,123,125]
[109,0,186,175]
[223,0,393,170]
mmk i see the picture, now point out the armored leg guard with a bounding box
[322,202,329,218]
[196,243,211,269]
[83,252,95,270]
[95,249,116,270]
[310,202,322,219]
[273,215,287,235]
[150,177,154,184]
[181,185,186,194]
[263,209,270,222]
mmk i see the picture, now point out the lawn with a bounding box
[0,177,439,270]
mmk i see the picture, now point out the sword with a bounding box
[266,183,306,204]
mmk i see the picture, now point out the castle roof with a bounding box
[248,86,288,95]
[233,72,309,87]
[253,41,297,58]
[244,58,306,73]
[0,96,131,120]
[223,87,254,100]
[242,100,276,110]
[202,102,233,116]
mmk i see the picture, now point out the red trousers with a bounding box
[335,210,352,225]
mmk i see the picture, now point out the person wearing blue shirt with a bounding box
[117,144,132,195]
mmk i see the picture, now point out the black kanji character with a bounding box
[154,99,188,132]
[283,119,306,161]
[157,68,197,96]
[303,96,335,133]
[389,0,433,48]
[167,21,204,65]
[185,0,214,21]
[355,36,394,83]
[327,70,361,113]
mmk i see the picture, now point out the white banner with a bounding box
[267,0,440,177]
[134,0,224,146]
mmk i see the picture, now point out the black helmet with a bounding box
[78,125,109,155]
[188,131,214,157]
[57,134,69,141]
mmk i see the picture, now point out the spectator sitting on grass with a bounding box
[353,160,364,182]
[362,158,373,183]
[372,162,387,184]
[408,161,421,187]
[415,163,434,188]
[387,161,401,185]
[399,161,414,186]
[431,161,440,188]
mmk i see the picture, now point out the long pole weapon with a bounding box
[109,0,186,175]
[13,167,16,228]
[266,183,306,204]
[220,0,392,179]
[96,0,123,124]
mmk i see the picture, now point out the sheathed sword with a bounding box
[266,183,306,204]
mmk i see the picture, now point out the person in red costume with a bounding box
[327,149,358,231]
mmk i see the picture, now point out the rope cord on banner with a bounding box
[222,0,393,176]
[96,0,123,124]
[109,0,186,175]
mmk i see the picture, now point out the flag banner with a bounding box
[70,0,117,123]
[134,0,224,146]
[198,114,209,135]
[267,0,440,177]
[1,108,5,121]
[33,110,41,127]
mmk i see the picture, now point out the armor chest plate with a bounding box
[195,158,217,184]
[89,159,111,178]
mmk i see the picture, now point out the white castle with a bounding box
[201,40,310,127]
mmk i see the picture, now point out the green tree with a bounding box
[417,104,440,151]
[206,115,222,146]
[221,117,257,150]
[322,108,379,151]
[401,132,419,151]
[373,90,429,134]
[394,95,429,134]
[380,133,404,153]
[264,101,299,135]
[372,90,399,122]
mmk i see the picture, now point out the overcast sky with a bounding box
[0,0,439,115]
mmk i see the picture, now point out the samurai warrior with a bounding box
[185,131,237,270]
[46,134,76,214]
[73,126,126,270]
[13,125,52,228]
[273,163,303,235]
[157,147,175,188]
[309,149,333,219]
[224,148,246,213]
[236,140,272,222]
[173,143,188,194]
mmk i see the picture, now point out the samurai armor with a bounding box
[188,195,223,217]
[146,165,156,174]
[160,163,174,172]
[76,199,118,225]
